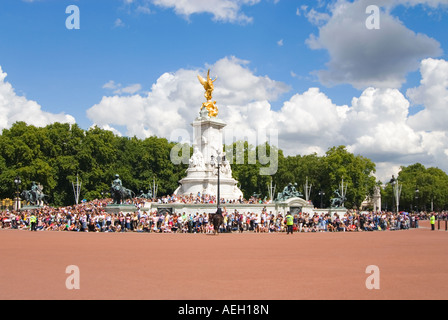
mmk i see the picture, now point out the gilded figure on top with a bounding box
[198,69,218,117]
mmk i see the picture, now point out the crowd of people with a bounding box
[0,195,444,234]
[155,193,269,205]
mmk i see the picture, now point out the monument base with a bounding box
[144,197,316,216]
[174,112,244,200]
[20,205,44,211]
[105,204,138,214]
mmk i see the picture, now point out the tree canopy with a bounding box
[0,122,187,206]
[1,121,447,211]
[382,163,448,212]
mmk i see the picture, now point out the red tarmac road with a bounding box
[1,221,447,300]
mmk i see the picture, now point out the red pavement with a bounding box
[0,223,447,300]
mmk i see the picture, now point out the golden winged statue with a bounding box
[197,69,218,117]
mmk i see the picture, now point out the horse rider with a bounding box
[30,181,41,204]
[112,174,122,191]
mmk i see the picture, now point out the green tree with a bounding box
[393,163,448,212]
[321,146,376,209]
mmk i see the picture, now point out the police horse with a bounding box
[209,207,224,235]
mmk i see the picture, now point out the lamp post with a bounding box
[304,177,312,202]
[339,178,348,208]
[415,187,419,213]
[14,176,21,211]
[72,173,81,205]
[390,175,401,213]
[318,191,325,208]
[211,154,225,209]
[151,177,158,201]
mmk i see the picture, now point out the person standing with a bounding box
[430,213,435,231]
[30,212,37,231]
[285,211,294,234]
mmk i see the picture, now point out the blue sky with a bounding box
[0,0,371,123]
[0,0,448,181]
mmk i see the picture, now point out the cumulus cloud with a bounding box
[302,8,330,26]
[272,85,446,182]
[88,56,289,140]
[305,0,442,89]
[274,88,348,156]
[407,58,448,132]
[103,80,142,95]
[0,66,75,131]
[147,0,261,23]
[395,0,448,8]
[86,57,448,183]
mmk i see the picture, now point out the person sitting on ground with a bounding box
[327,220,335,232]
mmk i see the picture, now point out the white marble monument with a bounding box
[173,70,243,200]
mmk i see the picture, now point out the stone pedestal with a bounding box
[174,109,243,200]
[13,197,22,211]
[105,204,138,214]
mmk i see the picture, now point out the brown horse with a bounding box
[209,208,224,235]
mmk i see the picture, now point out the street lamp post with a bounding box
[14,176,21,211]
[72,173,81,205]
[415,187,419,213]
[211,154,225,209]
[304,177,312,202]
[318,191,325,208]
[339,178,348,208]
[390,175,402,213]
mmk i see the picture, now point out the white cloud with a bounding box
[119,84,142,95]
[91,123,123,137]
[87,57,448,183]
[88,56,289,140]
[275,88,348,155]
[102,80,117,90]
[102,80,142,95]
[150,0,261,23]
[395,0,448,8]
[277,39,283,47]
[305,0,442,89]
[0,66,75,132]
[407,58,448,132]
[136,5,152,14]
[304,8,330,26]
[114,18,125,28]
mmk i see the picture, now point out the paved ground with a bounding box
[1,221,447,300]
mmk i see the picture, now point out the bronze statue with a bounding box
[198,69,218,117]
[276,183,303,201]
[330,189,346,208]
[21,181,48,206]
[110,174,134,204]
